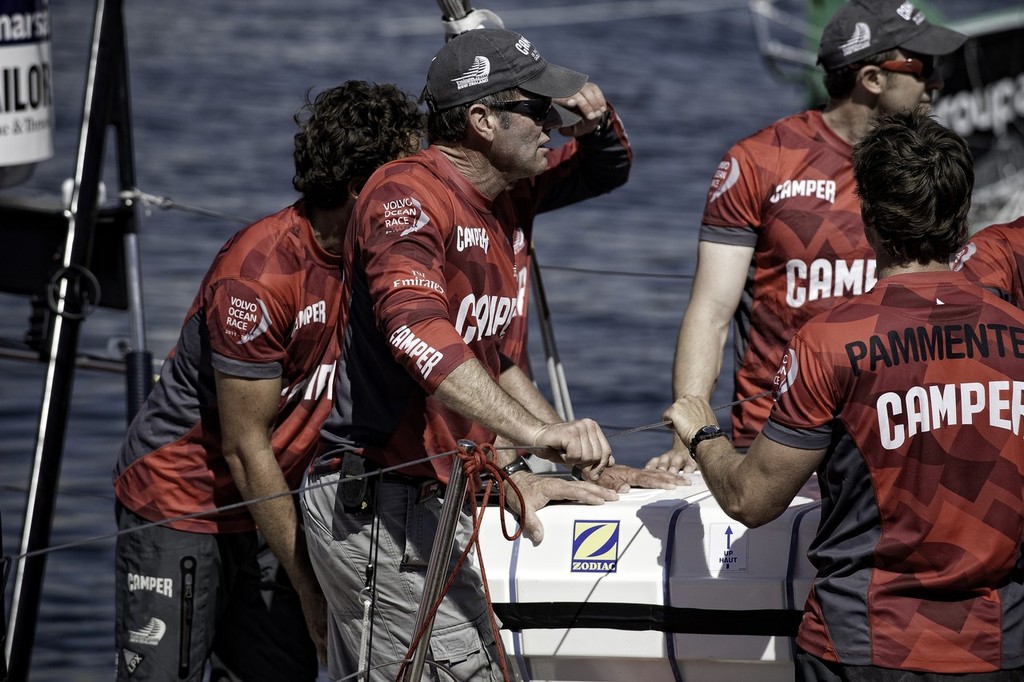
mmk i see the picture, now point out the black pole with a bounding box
[110,9,152,419]
[5,0,127,678]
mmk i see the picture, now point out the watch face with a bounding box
[691,425,725,458]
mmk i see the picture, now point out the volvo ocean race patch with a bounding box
[381,196,430,236]
[219,293,271,345]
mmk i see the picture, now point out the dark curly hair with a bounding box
[293,81,424,209]
[853,110,973,266]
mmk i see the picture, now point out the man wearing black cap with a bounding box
[650,0,967,473]
[301,28,675,680]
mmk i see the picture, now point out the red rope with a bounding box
[396,442,525,682]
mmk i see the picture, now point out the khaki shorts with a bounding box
[302,470,504,681]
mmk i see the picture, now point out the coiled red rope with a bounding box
[396,442,526,682]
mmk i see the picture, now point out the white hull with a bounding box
[477,473,822,681]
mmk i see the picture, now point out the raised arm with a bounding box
[647,240,753,472]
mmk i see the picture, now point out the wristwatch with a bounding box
[689,424,727,460]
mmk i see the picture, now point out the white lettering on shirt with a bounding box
[786,258,877,308]
[877,381,1024,449]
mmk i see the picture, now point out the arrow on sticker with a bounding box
[725,526,733,550]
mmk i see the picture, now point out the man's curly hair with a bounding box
[293,81,424,209]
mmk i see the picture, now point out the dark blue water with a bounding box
[0,0,1015,678]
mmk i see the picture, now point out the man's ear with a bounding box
[466,102,497,141]
[857,64,885,96]
[346,178,363,201]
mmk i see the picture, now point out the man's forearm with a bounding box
[575,107,632,193]
[672,308,729,400]
[671,241,752,401]
[216,372,310,581]
[434,359,549,458]
[498,362,561,422]
[223,439,306,574]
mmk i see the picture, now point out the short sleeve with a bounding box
[762,332,838,449]
[700,142,765,235]
[204,278,287,379]
[954,225,1016,299]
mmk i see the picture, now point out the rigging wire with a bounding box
[0,390,771,500]
[120,187,251,225]
[0,188,693,375]
[1,191,756,568]
[605,390,772,439]
[1,391,771,565]
[122,187,694,280]
[1,180,746,677]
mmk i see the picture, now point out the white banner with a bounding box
[0,7,54,166]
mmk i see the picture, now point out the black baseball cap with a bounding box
[421,28,588,126]
[817,0,966,71]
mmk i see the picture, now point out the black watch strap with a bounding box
[689,425,727,460]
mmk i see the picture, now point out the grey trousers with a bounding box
[302,470,504,681]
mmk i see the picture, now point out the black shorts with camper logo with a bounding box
[114,504,317,681]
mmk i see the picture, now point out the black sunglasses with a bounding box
[488,98,553,124]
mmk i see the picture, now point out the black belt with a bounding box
[378,471,446,503]
[314,451,445,512]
